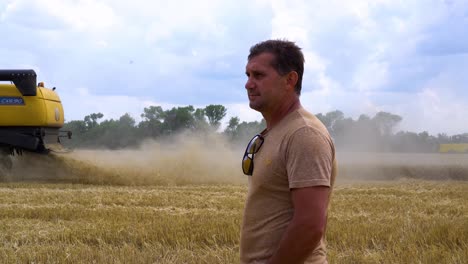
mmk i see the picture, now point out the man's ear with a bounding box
[286,71,299,91]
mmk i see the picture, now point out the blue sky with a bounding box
[1,0,467,135]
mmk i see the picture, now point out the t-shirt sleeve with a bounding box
[286,126,334,189]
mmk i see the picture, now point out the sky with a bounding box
[1,0,467,135]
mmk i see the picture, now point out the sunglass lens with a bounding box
[247,136,261,154]
[242,156,252,175]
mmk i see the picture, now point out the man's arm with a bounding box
[266,186,330,264]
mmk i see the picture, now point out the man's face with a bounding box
[245,53,287,113]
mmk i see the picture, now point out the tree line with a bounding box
[63,105,468,152]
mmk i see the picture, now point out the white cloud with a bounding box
[1,0,467,135]
[224,103,263,125]
[352,58,389,92]
[60,88,167,122]
[2,0,118,32]
[407,73,468,135]
[42,0,117,32]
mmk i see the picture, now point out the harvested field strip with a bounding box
[0,181,467,263]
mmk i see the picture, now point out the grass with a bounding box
[0,181,466,263]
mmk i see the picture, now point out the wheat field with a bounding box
[0,138,467,263]
[0,181,466,263]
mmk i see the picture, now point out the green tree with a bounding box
[114,113,138,147]
[139,106,165,138]
[372,111,402,136]
[193,108,210,131]
[141,106,165,122]
[87,113,138,149]
[204,104,227,129]
[316,110,344,135]
[63,120,87,135]
[227,119,266,143]
[162,106,196,133]
[61,120,86,147]
[193,108,206,122]
[224,116,240,139]
[84,113,104,129]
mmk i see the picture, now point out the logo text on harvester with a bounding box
[0,97,25,105]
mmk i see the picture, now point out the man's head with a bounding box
[248,39,304,95]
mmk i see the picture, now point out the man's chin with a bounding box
[249,102,262,112]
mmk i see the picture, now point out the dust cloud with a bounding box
[8,132,247,186]
[336,152,468,182]
[4,131,468,185]
[328,118,467,182]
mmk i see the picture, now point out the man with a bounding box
[240,39,337,264]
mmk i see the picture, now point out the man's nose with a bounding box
[245,78,254,90]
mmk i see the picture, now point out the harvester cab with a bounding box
[0,69,71,177]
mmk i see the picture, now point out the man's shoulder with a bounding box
[281,107,330,139]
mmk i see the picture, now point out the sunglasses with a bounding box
[242,134,264,175]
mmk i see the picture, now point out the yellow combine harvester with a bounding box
[439,144,468,153]
[0,69,71,176]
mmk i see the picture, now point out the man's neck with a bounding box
[263,99,301,130]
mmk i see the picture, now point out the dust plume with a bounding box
[9,132,247,186]
[336,152,468,182]
[5,131,468,185]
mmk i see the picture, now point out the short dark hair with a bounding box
[248,39,305,95]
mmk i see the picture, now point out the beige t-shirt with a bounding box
[240,107,336,264]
